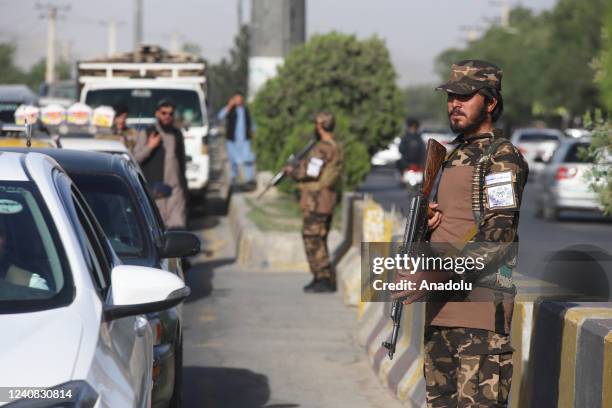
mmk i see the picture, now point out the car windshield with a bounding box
[0,103,19,123]
[0,181,71,306]
[70,173,147,259]
[85,88,206,127]
[519,133,560,142]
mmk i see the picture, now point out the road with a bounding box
[359,165,612,278]
[179,137,403,408]
[181,204,403,408]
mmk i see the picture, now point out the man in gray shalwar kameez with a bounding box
[133,100,188,229]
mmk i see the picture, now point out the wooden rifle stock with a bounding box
[422,139,447,202]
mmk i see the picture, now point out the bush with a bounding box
[251,32,404,191]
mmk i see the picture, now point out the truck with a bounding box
[77,45,210,196]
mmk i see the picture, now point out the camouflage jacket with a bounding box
[436,129,529,291]
[292,139,343,215]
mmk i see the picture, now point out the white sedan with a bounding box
[0,151,190,407]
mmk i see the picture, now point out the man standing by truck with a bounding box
[217,91,257,189]
[111,104,138,152]
[134,100,188,228]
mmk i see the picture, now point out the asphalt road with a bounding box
[359,165,612,279]
[181,204,403,408]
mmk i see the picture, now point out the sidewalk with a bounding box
[182,212,404,408]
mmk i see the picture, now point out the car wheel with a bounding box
[169,336,183,408]
[543,205,559,221]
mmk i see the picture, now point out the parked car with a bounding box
[3,148,200,408]
[371,136,401,166]
[420,128,455,147]
[38,80,78,108]
[534,137,608,220]
[0,151,190,407]
[0,85,38,124]
[510,128,565,178]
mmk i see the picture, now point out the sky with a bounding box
[0,0,557,86]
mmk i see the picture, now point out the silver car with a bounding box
[534,137,606,220]
[511,128,565,179]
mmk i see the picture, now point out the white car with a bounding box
[510,128,565,178]
[371,136,401,166]
[534,137,608,220]
[0,151,190,407]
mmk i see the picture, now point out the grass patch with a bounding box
[245,194,342,232]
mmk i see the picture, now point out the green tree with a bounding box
[25,57,72,92]
[208,25,249,112]
[435,0,607,128]
[584,2,612,214]
[0,43,28,84]
[596,0,612,110]
[251,32,403,191]
[403,84,448,125]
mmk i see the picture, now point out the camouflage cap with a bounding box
[436,60,502,95]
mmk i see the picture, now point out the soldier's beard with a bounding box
[449,104,488,135]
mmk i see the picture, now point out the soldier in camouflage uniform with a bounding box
[420,60,529,407]
[285,112,343,293]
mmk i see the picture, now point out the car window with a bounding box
[519,133,560,142]
[0,181,73,310]
[564,143,593,163]
[70,173,147,259]
[70,187,113,294]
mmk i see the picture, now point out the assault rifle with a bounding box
[257,139,317,199]
[382,139,446,359]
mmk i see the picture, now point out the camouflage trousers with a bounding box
[302,212,333,280]
[424,326,513,407]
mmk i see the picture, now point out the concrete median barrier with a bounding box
[341,200,612,407]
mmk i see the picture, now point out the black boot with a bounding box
[306,278,336,293]
[303,278,318,292]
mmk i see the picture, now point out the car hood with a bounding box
[0,308,84,388]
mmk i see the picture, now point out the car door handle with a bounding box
[133,316,149,337]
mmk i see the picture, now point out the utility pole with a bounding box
[490,0,511,28]
[108,18,117,56]
[500,0,510,28]
[134,0,143,50]
[170,32,179,54]
[237,0,243,28]
[37,3,69,84]
[46,7,56,83]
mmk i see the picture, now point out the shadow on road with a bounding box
[184,258,235,304]
[183,366,275,408]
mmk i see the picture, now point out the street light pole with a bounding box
[45,6,57,84]
[108,18,117,56]
[134,0,143,50]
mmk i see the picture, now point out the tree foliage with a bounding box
[251,32,404,191]
[403,85,448,125]
[584,2,612,214]
[207,25,249,113]
[0,42,72,92]
[435,0,607,129]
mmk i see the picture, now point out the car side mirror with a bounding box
[104,265,190,321]
[161,231,200,258]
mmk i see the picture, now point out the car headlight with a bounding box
[4,380,98,407]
